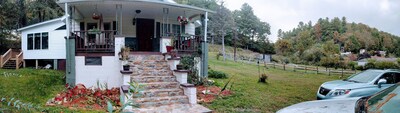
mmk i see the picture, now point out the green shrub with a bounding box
[208,70,228,79]
[355,65,364,70]
[364,59,399,69]
[397,58,400,65]
[348,61,357,70]
[374,61,399,69]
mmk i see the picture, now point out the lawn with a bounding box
[204,52,350,113]
[0,69,102,112]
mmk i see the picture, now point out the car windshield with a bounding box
[366,84,400,112]
[346,70,381,83]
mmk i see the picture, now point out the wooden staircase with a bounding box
[0,49,23,69]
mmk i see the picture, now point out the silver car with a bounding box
[317,69,400,100]
[277,83,400,113]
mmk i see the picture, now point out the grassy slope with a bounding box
[205,45,350,113]
[0,69,65,105]
[0,69,102,112]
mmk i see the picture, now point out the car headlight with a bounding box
[330,89,351,96]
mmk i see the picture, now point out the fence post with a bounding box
[342,68,344,76]
[305,66,307,73]
[283,64,286,70]
[294,65,296,72]
[273,62,275,69]
[316,66,319,74]
[328,69,331,76]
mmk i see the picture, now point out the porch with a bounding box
[60,0,210,55]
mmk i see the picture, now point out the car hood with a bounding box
[277,97,360,113]
[321,80,373,90]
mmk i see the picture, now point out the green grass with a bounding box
[0,69,65,105]
[0,69,102,112]
[204,52,350,113]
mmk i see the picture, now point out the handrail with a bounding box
[0,48,12,68]
[15,52,23,69]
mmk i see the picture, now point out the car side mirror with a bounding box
[378,79,387,88]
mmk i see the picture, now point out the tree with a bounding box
[277,29,283,38]
[234,3,258,49]
[209,2,234,61]
[0,0,20,53]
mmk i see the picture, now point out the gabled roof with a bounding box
[17,16,67,32]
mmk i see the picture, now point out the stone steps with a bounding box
[128,55,189,108]
[139,88,184,98]
[139,82,180,90]
[133,96,189,108]
[131,76,177,83]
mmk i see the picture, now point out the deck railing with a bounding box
[173,34,202,53]
[15,52,23,69]
[0,49,12,68]
[74,30,115,53]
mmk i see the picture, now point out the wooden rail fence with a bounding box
[264,62,357,76]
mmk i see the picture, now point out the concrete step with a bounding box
[133,96,189,108]
[140,82,180,90]
[132,76,177,83]
[139,88,184,98]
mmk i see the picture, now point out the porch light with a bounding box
[132,10,141,25]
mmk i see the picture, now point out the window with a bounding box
[172,24,185,34]
[42,33,48,49]
[27,32,49,50]
[27,34,33,50]
[34,33,41,49]
[85,57,102,65]
[376,73,400,84]
[161,24,171,36]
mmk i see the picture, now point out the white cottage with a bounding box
[18,17,68,70]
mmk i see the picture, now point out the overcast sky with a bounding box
[223,0,400,42]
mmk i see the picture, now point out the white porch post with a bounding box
[201,12,209,78]
[65,3,70,39]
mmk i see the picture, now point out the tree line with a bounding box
[275,17,400,67]
[175,0,275,61]
[0,0,63,54]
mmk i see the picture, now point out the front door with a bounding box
[136,18,154,51]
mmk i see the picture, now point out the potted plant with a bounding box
[176,62,184,70]
[88,28,101,34]
[165,36,175,52]
[119,46,131,71]
[259,73,268,83]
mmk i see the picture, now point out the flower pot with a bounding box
[166,46,173,52]
[176,64,184,70]
[92,13,101,20]
[123,65,130,71]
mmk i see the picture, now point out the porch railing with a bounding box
[173,34,202,53]
[15,52,23,69]
[0,49,12,68]
[74,30,115,53]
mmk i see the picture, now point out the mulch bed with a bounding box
[46,84,120,111]
[196,86,232,103]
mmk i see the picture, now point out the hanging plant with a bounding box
[177,16,189,25]
[92,13,101,20]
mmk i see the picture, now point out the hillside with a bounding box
[275,17,400,65]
